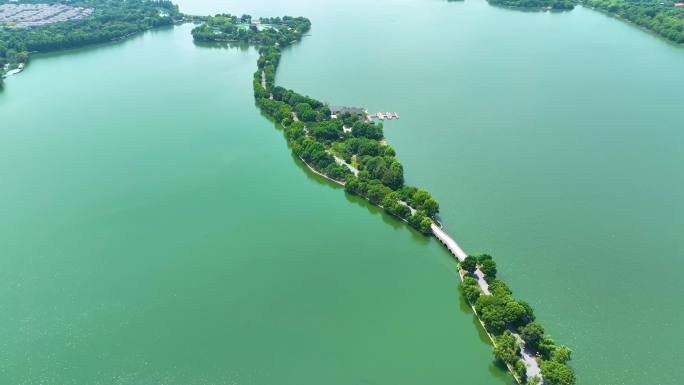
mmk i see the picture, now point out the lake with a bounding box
[1,0,683,384]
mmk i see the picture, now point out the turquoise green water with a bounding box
[2,0,684,384]
[0,22,507,385]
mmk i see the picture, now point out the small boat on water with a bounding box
[368,111,399,121]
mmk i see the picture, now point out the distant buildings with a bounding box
[0,4,94,29]
[330,106,366,116]
[249,21,259,32]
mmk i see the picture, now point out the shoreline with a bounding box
[579,3,684,47]
[0,13,194,84]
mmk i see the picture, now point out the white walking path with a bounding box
[474,268,492,296]
[515,333,543,380]
[332,155,359,176]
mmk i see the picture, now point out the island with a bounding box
[191,14,576,385]
[0,0,184,86]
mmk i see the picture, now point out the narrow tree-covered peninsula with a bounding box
[191,14,575,384]
[191,14,441,235]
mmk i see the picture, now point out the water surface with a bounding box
[0,21,506,385]
[2,1,683,384]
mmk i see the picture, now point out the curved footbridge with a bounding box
[431,223,468,262]
[430,223,541,382]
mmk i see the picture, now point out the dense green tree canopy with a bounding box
[461,276,481,303]
[551,345,572,364]
[461,255,478,273]
[519,321,545,350]
[480,259,498,277]
[488,279,512,297]
[488,0,575,10]
[1,0,181,74]
[493,331,521,365]
[538,335,558,359]
[540,360,576,385]
[483,0,684,44]
[585,0,684,44]
[191,13,311,47]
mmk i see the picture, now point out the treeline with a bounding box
[460,255,575,385]
[0,0,182,81]
[583,0,684,43]
[483,0,684,44]
[192,15,441,234]
[191,14,311,47]
[487,0,575,10]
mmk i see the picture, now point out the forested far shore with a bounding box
[0,0,184,86]
[584,0,684,43]
[487,0,575,10]
[480,0,684,44]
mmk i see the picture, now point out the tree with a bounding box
[551,345,572,364]
[475,294,508,334]
[515,359,527,383]
[422,198,439,217]
[538,335,557,359]
[366,180,392,204]
[410,189,431,207]
[519,301,535,323]
[519,322,544,350]
[394,204,411,220]
[488,279,512,297]
[301,109,319,122]
[461,256,478,274]
[398,186,417,202]
[480,259,497,277]
[382,160,404,190]
[409,210,430,233]
[493,331,520,365]
[503,299,529,326]
[345,175,359,195]
[325,164,348,180]
[462,283,481,303]
[540,360,575,385]
[419,217,433,233]
[480,306,507,335]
